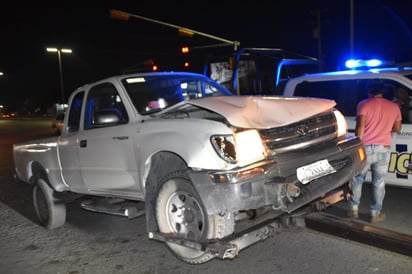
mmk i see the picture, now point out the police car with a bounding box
[282,59,412,189]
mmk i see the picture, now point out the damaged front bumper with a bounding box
[189,136,365,215]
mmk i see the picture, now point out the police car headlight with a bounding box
[333,109,348,137]
[211,130,265,165]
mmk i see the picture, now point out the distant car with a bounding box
[2,112,15,118]
[51,112,65,135]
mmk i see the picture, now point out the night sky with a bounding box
[1,1,411,113]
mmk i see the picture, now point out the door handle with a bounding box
[80,139,87,147]
[112,136,129,140]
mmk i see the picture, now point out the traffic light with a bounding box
[181,46,190,54]
[180,46,190,69]
[144,59,158,71]
[178,28,194,37]
[109,10,130,21]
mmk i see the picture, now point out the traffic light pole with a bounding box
[110,10,240,51]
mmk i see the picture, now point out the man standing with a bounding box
[348,81,402,222]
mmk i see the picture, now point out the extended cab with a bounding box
[283,65,412,189]
[13,71,365,264]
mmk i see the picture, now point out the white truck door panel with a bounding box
[59,135,84,191]
[77,125,139,194]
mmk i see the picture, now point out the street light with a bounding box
[46,47,72,103]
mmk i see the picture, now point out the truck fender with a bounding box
[27,161,65,199]
[28,161,49,186]
[144,151,188,233]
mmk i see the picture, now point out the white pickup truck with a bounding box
[13,71,365,264]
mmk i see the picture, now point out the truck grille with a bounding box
[260,111,337,156]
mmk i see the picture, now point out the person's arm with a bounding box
[355,114,366,141]
[392,120,402,133]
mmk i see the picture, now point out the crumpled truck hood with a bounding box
[186,96,336,129]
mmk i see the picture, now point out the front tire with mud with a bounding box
[155,171,234,264]
[33,178,66,229]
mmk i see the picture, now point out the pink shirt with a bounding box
[357,97,401,145]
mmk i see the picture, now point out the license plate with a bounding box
[297,159,336,184]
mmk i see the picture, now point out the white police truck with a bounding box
[283,59,412,189]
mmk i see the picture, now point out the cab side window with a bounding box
[84,83,129,130]
[67,91,84,133]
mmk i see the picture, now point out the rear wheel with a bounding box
[155,171,234,264]
[33,178,66,229]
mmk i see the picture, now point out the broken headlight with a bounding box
[211,130,265,165]
[333,109,348,137]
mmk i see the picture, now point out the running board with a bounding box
[148,218,282,260]
[80,199,145,219]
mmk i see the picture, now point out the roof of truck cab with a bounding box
[282,66,412,96]
[72,71,219,92]
[291,66,412,79]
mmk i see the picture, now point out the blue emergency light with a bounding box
[345,59,384,69]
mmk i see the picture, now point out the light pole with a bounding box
[46,47,72,103]
[110,10,240,51]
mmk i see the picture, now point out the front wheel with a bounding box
[33,178,66,229]
[155,171,234,264]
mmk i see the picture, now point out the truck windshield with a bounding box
[121,74,232,115]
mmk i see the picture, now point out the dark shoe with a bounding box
[371,212,386,223]
[347,209,359,218]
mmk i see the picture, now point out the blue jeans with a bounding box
[349,144,390,216]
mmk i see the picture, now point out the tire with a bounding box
[33,178,66,229]
[155,171,234,264]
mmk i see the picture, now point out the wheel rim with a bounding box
[165,190,206,240]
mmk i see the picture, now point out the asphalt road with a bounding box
[0,118,411,274]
